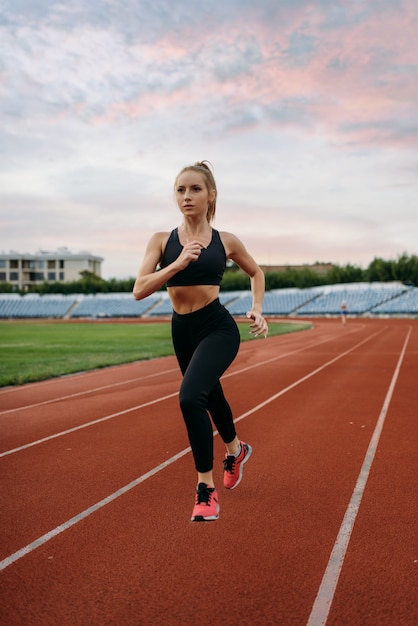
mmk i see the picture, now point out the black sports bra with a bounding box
[160,228,226,287]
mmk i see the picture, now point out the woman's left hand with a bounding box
[246,311,268,338]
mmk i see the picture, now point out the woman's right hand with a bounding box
[175,240,206,270]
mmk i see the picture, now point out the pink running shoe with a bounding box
[191,483,220,522]
[223,441,252,489]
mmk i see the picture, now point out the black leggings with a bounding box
[171,298,241,473]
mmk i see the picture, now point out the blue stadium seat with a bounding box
[0,294,76,318]
[70,293,162,318]
[0,283,414,319]
[372,287,418,314]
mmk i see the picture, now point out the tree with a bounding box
[6,253,417,295]
[326,264,365,284]
[366,257,395,282]
[392,253,418,285]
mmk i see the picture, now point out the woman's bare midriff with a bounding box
[167,285,220,314]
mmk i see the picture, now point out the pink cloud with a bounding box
[78,1,418,152]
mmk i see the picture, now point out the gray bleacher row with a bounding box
[0,294,76,319]
[0,284,417,318]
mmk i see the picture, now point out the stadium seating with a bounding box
[0,294,77,318]
[1,283,416,319]
[70,293,162,318]
[223,293,254,315]
[262,289,319,315]
[295,284,406,316]
[149,294,174,316]
[372,287,418,314]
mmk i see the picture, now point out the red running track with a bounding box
[0,318,416,626]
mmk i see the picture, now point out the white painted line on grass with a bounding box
[306,326,411,626]
[0,327,384,571]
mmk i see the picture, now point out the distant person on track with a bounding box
[133,160,268,522]
[340,300,348,325]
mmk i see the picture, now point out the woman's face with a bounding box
[175,170,214,220]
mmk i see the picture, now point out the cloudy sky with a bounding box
[1,0,417,279]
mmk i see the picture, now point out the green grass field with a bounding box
[0,320,312,387]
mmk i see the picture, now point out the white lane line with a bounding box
[0,329,382,458]
[0,448,191,572]
[0,357,175,395]
[0,367,180,416]
[306,327,412,626]
[0,325,363,414]
[0,328,384,571]
[0,392,179,458]
[232,329,384,424]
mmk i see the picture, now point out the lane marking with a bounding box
[0,329,381,458]
[0,328,385,570]
[0,367,180,416]
[0,392,179,458]
[0,357,174,395]
[0,325,364,414]
[232,330,384,424]
[0,448,191,572]
[306,327,412,626]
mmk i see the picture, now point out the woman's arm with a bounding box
[221,232,268,337]
[132,233,170,300]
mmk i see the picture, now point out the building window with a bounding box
[0,272,6,281]
[10,260,18,269]
[59,260,64,269]
[9,272,19,281]
[47,272,56,281]
[38,260,45,269]
[28,272,44,282]
[47,260,56,269]
[23,260,36,269]
[0,260,6,268]
[59,272,64,280]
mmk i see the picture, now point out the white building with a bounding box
[0,248,103,290]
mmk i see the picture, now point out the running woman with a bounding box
[133,161,268,521]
